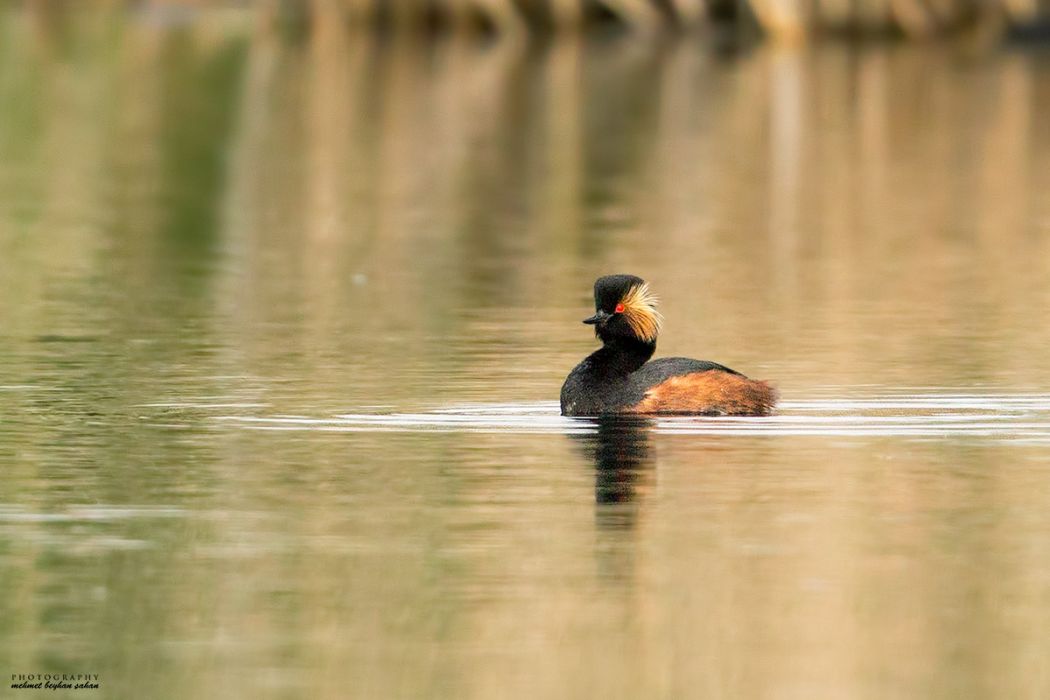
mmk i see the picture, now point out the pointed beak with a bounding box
[583,310,611,325]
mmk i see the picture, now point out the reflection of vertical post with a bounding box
[443,0,473,33]
[751,0,810,38]
[475,0,528,34]
[308,10,351,248]
[977,55,1030,250]
[30,10,118,280]
[857,48,888,249]
[1001,0,1038,23]
[550,0,584,28]
[303,14,371,336]
[768,49,802,278]
[220,17,278,252]
[216,14,279,343]
[344,0,376,25]
[819,0,853,29]
[598,0,665,32]
[857,0,892,30]
[669,0,708,25]
[386,0,416,29]
[310,0,343,25]
[542,38,584,261]
[650,38,704,257]
[890,0,936,36]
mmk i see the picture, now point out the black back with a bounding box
[630,357,742,386]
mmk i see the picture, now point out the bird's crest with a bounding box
[620,282,662,342]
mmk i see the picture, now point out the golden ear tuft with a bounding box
[620,283,662,342]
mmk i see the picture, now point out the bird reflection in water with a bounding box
[568,416,656,531]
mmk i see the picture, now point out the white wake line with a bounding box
[214,416,1050,439]
[427,397,1050,415]
[783,400,1050,411]
[208,393,1050,437]
[654,427,1050,436]
[223,425,597,435]
[222,424,1050,438]
[217,415,575,428]
[217,414,1041,427]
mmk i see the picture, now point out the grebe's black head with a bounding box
[583,274,662,344]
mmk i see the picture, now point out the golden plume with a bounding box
[620,282,662,342]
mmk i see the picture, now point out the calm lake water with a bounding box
[3,11,1050,699]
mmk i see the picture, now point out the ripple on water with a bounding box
[206,394,1050,442]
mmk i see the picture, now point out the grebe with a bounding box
[560,274,777,416]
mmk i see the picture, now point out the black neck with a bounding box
[589,337,655,376]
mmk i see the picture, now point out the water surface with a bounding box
[2,12,1050,699]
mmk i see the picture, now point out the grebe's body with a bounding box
[560,275,777,417]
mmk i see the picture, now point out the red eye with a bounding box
[614,303,625,313]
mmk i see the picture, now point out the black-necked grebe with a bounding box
[560,274,777,416]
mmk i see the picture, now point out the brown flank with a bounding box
[630,371,778,416]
